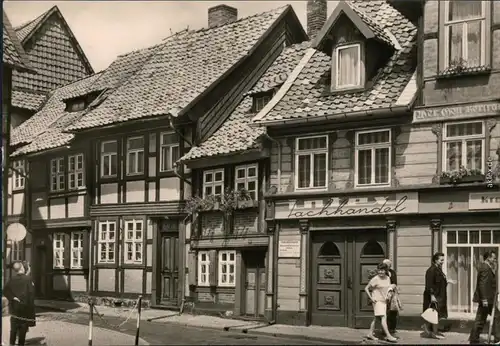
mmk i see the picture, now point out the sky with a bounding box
[4,1,338,73]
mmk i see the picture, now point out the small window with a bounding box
[68,154,84,189]
[124,220,143,264]
[319,241,340,257]
[70,231,84,269]
[11,240,24,261]
[98,221,116,264]
[160,132,180,172]
[295,136,328,190]
[101,140,118,178]
[12,160,25,190]
[50,157,65,192]
[443,121,485,172]
[53,233,65,269]
[203,169,224,198]
[67,99,86,112]
[355,129,391,187]
[334,43,362,89]
[235,163,258,200]
[443,1,487,69]
[127,136,145,175]
[197,251,210,287]
[218,250,236,287]
[254,94,272,112]
[361,240,385,256]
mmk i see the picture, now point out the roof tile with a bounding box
[11,90,47,111]
[3,12,33,71]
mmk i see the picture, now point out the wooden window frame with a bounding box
[12,160,25,190]
[123,219,144,264]
[442,120,485,173]
[333,42,365,91]
[53,233,65,269]
[159,132,180,172]
[10,240,24,261]
[97,220,116,264]
[218,250,236,288]
[126,136,145,176]
[68,153,85,190]
[203,168,225,198]
[354,128,392,188]
[70,231,84,269]
[100,140,118,178]
[50,157,65,192]
[294,135,329,191]
[254,94,272,113]
[197,251,210,287]
[234,163,258,200]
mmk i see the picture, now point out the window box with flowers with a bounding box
[440,167,486,185]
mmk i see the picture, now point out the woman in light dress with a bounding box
[364,262,398,343]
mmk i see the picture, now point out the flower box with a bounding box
[236,199,258,209]
[440,174,484,185]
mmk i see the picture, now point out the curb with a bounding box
[244,328,360,344]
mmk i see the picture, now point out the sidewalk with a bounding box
[35,299,477,344]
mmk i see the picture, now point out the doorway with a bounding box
[34,245,47,298]
[310,229,386,328]
[158,232,179,306]
[242,250,266,318]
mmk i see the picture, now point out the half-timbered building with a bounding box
[178,41,308,319]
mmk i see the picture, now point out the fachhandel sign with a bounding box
[275,192,419,219]
[413,101,500,124]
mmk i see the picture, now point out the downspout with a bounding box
[168,116,193,147]
[263,133,281,193]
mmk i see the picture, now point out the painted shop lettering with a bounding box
[287,196,408,218]
[413,102,500,122]
[481,196,500,204]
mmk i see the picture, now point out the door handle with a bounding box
[347,277,353,289]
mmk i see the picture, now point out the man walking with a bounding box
[383,259,398,334]
[469,251,500,344]
[3,261,36,346]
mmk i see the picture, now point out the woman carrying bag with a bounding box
[422,252,456,340]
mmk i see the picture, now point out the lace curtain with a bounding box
[338,46,359,87]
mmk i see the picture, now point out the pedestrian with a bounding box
[383,259,398,334]
[422,252,455,340]
[469,251,500,344]
[364,262,398,343]
[3,261,36,346]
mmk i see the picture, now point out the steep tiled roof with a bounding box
[12,6,94,97]
[67,6,291,132]
[349,2,394,47]
[3,12,33,72]
[180,42,309,161]
[253,0,417,125]
[12,90,47,111]
[10,74,101,155]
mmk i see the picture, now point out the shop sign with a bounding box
[413,101,500,124]
[275,192,418,219]
[469,192,500,210]
[278,239,301,258]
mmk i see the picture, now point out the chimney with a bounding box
[208,5,238,28]
[307,0,327,39]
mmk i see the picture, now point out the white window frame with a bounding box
[68,154,85,190]
[12,160,25,190]
[197,251,210,287]
[98,221,116,264]
[124,219,144,264]
[354,128,392,188]
[294,135,328,191]
[159,132,180,172]
[218,250,236,287]
[126,136,145,176]
[255,95,271,112]
[443,0,487,69]
[442,120,485,173]
[11,240,24,261]
[53,233,65,269]
[203,169,225,198]
[443,226,500,318]
[100,140,118,178]
[70,231,84,269]
[334,43,362,89]
[234,163,258,200]
[50,157,65,192]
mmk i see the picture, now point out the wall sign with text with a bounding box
[469,192,500,211]
[413,101,500,124]
[275,192,419,219]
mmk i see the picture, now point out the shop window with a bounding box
[443,121,485,172]
[361,240,385,256]
[295,135,328,190]
[355,129,391,187]
[445,229,500,314]
[218,250,236,287]
[319,241,340,257]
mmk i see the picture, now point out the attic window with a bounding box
[254,92,273,113]
[66,99,86,112]
[333,43,365,91]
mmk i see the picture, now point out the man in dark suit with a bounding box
[383,259,398,334]
[469,251,500,344]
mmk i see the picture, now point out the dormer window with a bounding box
[254,92,273,113]
[66,99,86,112]
[333,43,364,90]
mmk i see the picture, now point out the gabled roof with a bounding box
[252,0,417,126]
[311,1,395,50]
[3,12,34,72]
[66,5,292,132]
[12,90,47,111]
[179,41,310,162]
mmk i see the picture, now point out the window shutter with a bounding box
[82,230,90,269]
[63,233,70,268]
[188,252,197,286]
[208,250,217,287]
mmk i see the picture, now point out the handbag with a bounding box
[421,302,439,325]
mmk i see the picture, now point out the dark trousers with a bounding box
[10,316,29,346]
[469,305,500,343]
[387,309,398,332]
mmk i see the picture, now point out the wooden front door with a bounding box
[310,230,386,327]
[34,245,47,298]
[159,233,179,305]
[243,251,266,317]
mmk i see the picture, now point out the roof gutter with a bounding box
[250,105,412,128]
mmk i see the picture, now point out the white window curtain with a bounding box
[337,45,360,87]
